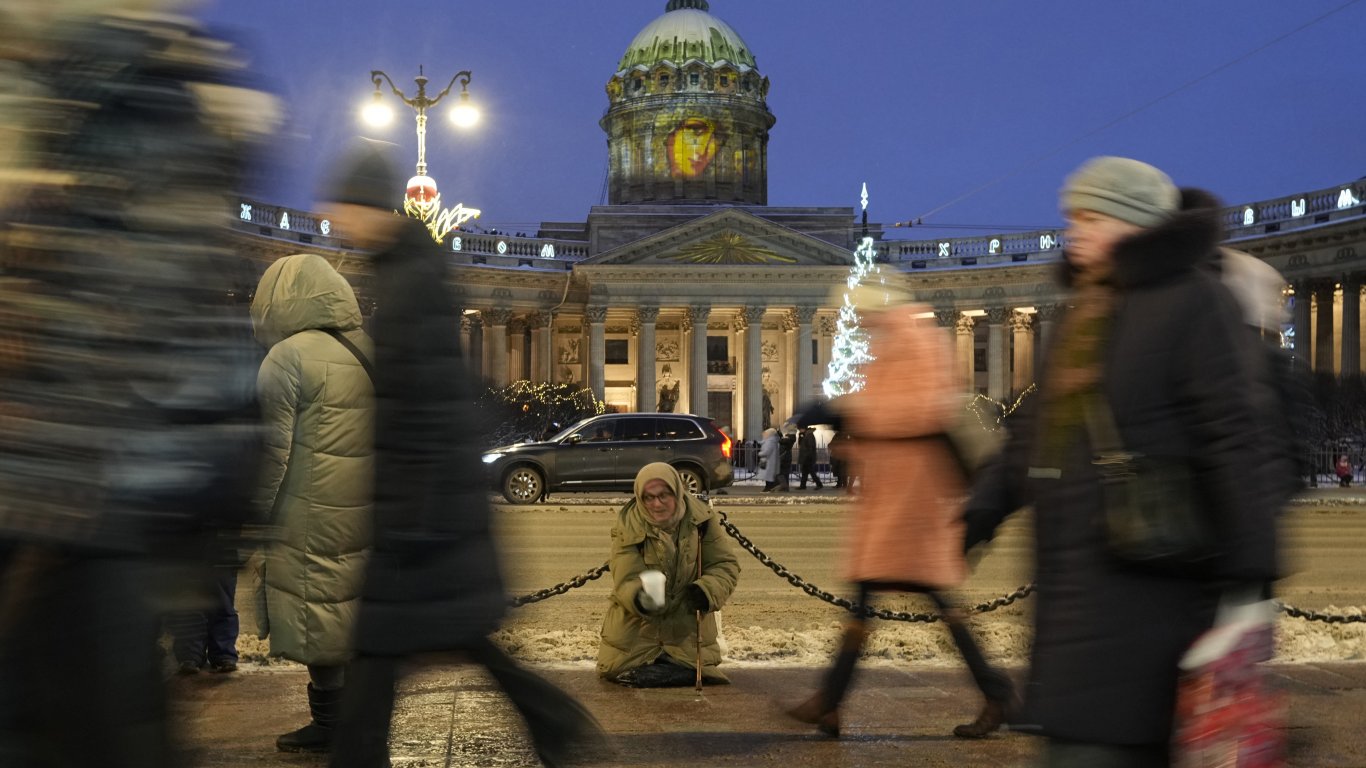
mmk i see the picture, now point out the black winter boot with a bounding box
[786,621,867,738]
[276,683,341,753]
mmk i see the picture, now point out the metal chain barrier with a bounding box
[713,509,1034,623]
[502,510,1365,626]
[509,562,609,607]
[1277,602,1366,623]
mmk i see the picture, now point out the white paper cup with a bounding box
[640,570,666,607]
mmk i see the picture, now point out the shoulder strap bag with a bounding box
[1084,392,1217,576]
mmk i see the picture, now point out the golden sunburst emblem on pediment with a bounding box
[662,233,797,264]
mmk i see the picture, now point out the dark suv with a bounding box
[482,413,733,504]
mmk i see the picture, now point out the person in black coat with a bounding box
[777,427,796,491]
[796,427,823,490]
[319,141,602,768]
[963,157,1280,766]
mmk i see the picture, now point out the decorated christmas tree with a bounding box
[823,184,881,397]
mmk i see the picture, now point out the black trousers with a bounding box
[828,583,1014,706]
[165,564,239,666]
[330,637,592,768]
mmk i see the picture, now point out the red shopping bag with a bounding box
[1173,603,1284,768]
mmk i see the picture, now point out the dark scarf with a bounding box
[1038,268,1115,463]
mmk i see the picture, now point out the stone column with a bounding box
[467,315,483,382]
[1035,303,1062,355]
[1011,311,1035,396]
[1292,280,1312,369]
[1342,276,1361,378]
[527,311,548,383]
[739,306,765,440]
[510,316,531,382]
[954,314,975,390]
[792,306,816,407]
[985,306,1010,401]
[586,305,607,401]
[459,316,472,361]
[688,305,710,417]
[1315,281,1335,375]
[635,307,659,411]
[484,308,512,387]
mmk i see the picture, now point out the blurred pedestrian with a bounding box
[778,425,796,491]
[962,157,1280,766]
[797,426,823,490]
[828,430,853,489]
[1335,454,1352,488]
[249,253,375,753]
[786,291,1015,739]
[0,3,274,766]
[597,463,740,687]
[164,566,240,675]
[758,427,780,491]
[318,141,603,768]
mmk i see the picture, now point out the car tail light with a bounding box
[718,428,732,459]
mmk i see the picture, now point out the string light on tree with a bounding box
[823,182,882,397]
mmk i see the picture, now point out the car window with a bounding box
[658,418,703,440]
[570,421,616,442]
[616,417,657,441]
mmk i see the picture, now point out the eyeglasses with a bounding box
[641,490,675,505]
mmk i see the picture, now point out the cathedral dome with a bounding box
[616,0,757,74]
[602,0,774,206]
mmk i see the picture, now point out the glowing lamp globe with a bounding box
[405,174,439,204]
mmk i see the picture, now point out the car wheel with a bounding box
[502,466,544,504]
[675,467,706,496]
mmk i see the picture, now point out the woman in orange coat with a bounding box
[787,294,1015,739]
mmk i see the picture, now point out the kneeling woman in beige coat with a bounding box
[250,254,374,753]
[597,463,740,687]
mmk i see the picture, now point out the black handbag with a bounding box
[1084,395,1217,574]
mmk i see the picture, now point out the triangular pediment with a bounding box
[582,208,853,267]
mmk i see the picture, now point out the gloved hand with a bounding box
[685,583,710,613]
[636,569,666,613]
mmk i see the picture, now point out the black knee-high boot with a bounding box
[786,620,867,738]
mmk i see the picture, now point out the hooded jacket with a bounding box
[250,253,374,665]
[964,190,1280,745]
[597,463,740,681]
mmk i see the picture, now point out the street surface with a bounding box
[192,489,1366,766]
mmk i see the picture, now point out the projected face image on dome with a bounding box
[666,116,717,179]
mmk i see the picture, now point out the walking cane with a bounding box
[694,498,707,692]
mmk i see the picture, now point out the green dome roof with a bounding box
[616,1,757,73]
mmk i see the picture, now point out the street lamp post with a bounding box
[362,66,481,243]
[365,67,478,177]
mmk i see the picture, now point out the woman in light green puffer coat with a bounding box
[249,253,373,754]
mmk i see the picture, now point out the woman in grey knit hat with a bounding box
[961,156,1282,766]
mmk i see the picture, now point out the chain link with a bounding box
[714,509,1033,623]
[1277,602,1366,623]
[508,562,609,607]
[503,513,1365,626]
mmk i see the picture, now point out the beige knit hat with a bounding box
[1060,156,1179,228]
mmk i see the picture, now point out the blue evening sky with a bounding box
[200,0,1366,239]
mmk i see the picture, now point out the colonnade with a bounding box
[1292,276,1365,375]
[456,300,1069,440]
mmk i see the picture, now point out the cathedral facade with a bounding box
[230,0,1366,442]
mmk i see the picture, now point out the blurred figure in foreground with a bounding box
[249,254,374,753]
[786,290,1015,739]
[597,463,740,687]
[0,2,275,766]
[963,157,1280,766]
[318,142,603,768]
